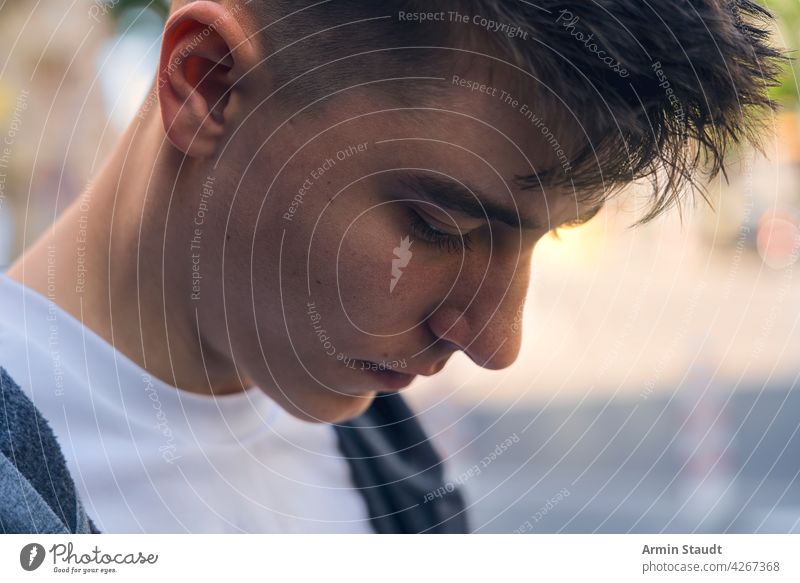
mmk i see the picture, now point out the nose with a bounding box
[426,250,531,370]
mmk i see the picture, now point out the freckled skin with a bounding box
[9,3,584,424]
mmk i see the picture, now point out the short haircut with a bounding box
[240,0,785,224]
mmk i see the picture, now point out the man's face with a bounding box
[196,64,592,423]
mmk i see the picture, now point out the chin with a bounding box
[273,388,377,424]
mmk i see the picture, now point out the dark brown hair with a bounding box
[245,0,786,224]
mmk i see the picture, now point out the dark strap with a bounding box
[334,392,469,533]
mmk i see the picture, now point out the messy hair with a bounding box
[243,0,785,224]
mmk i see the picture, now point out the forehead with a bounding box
[269,60,589,228]
[365,70,585,227]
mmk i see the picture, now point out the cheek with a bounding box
[340,215,400,328]
[306,205,423,336]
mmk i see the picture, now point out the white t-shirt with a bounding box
[0,274,372,533]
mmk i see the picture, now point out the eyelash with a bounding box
[409,210,474,253]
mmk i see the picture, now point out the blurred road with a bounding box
[418,380,800,533]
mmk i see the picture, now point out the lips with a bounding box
[341,354,449,393]
[356,360,418,392]
[361,359,448,378]
[371,368,418,392]
[361,363,438,377]
[414,361,448,377]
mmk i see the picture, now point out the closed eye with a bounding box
[408,209,475,253]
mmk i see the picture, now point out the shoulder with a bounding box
[0,367,96,533]
[0,368,62,471]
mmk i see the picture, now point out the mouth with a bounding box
[351,360,418,392]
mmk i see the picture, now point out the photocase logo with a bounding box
[20,543,46,571]
[390,236,413,293]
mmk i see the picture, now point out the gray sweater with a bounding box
[0,368,96,533]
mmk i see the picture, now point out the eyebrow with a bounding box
[400,174,543,231]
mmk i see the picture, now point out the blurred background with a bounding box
[0,0,798,533]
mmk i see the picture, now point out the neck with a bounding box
[8,105,245,396]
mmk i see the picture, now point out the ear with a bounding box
[157,1,256,159]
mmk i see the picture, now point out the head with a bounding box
[148,0,782,422]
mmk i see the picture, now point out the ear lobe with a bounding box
[156,2,254,159]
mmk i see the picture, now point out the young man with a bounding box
[0,0,783,532]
